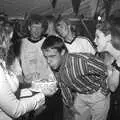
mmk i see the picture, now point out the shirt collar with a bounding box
[65,36,77,44]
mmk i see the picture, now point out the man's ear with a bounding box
[61,49,66,56]
[106,34,111,42]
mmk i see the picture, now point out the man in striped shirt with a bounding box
[41,35,110,120]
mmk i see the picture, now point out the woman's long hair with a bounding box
[0,23,19,70]
[0,25,8,60]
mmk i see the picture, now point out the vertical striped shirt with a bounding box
[54,53,109,107]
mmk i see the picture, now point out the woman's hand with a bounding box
[42,86,58,96]
[32,93,45,110]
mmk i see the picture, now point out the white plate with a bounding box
[20,88,33,97]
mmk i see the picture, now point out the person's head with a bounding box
[41,35,68,70]
[27,14,48,40]
[55,16,76,43]
[95,22,120,53]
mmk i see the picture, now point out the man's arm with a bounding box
[59,82,73,107]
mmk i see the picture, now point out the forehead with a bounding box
[30,23,42,28]
[56,20,66,26]
[43,48,58,56]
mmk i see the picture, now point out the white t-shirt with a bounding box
[20,37,55,83]
[65,36,96,54]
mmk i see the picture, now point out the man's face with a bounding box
[29,23,43,40]
[56,21,69,38]
[43,48,63,70]
[94,29,109,52]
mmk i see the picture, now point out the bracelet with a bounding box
[111,60,120,71]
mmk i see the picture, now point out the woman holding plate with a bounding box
[0,23,45,120]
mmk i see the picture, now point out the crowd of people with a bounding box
[0,11,120,120]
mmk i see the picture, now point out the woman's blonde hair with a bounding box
[0,23,14,69]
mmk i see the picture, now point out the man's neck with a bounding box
[54,53,68,72]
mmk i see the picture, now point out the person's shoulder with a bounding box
[76,36,90,41]
[77,36,93,43]
[71,52,101,61]
[69,53,105,66]
[76,36,96,51]
[75,36,92,45]
[20,37,29,45]
[69,52,93,59]
[21,37,29,41]
[21,37,34,46]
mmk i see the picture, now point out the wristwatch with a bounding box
[112,60,120,71]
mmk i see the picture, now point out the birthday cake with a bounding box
[30,79,57,95]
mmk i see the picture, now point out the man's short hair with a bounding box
[41,35,68,53]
